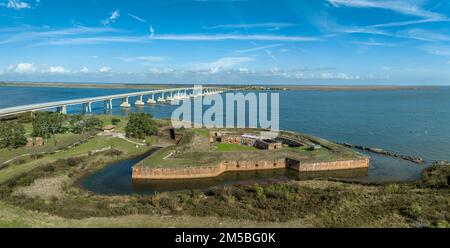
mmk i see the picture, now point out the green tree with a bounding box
[125,113,158,139]
[32,112,65,145]
[69,115,103,134]
[0,121,27,149]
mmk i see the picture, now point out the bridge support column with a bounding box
[104,99,113,110]
[147,94,156,104]
[135,95,145,107]
[82,102,92,114]
[56,105,67,114]
[157,93,166,103]
[120,97,131,108]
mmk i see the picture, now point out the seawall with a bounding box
[132,157,369,180]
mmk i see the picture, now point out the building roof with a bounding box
[102,125,116,130]
[241,134,260,139]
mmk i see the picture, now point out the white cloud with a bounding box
[9,63,37,73]
[239,67,249,73]
[102,10,120,26]
[149,68,175,75]
[80,66,89,73]
[49,66,68,73]
[1,0,31,10]
[149,26,155,37]
[99,66,112,73]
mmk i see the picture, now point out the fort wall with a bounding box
[132,157,369,180]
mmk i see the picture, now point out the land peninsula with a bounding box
[0,112,448,228]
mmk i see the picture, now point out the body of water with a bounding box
[1,85,449,194]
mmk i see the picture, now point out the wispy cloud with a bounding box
[0,26,121,45]
[0,0,31,10]
[101,10,121,26]
[397,28,450,42]
[326,0,445,19]
[236,43,284,53]
[369,18,450,28]
[33,36,148,46]
[122,56,168,62]
[191,57,252,73]
[204,22,297,30]
[29,32,320,46]
[352,40,395,47]
[128,13,147,23]
[420,45,450,56]
[150,33,320,42]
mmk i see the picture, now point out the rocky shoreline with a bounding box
[339,142,425,164]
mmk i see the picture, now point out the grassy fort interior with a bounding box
[132,128,369,180]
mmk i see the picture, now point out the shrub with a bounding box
[13,159,27,165]
[67,157,78,167]
[253,184,266,200]
[104,149,123,157]
[16,112,33,123]
[85,117,103,130]
[111,118,121,125]
[401,203,423,219]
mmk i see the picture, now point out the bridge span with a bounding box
[0,86,227,117]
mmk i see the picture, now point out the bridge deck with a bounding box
[0,87,226,117]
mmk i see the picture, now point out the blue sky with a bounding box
[1,0,450,85]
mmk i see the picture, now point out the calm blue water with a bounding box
[2,85,449,189]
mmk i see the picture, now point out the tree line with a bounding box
[0,112,159,149]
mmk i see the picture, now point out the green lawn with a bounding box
[0,135,151,184]
[192,128,209,138]
[215,143,258,152]
[0,132,93,164]
[140,146,195,168]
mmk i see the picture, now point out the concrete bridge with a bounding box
[0,86,226,117]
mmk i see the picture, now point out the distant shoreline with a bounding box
[0,81,436,91]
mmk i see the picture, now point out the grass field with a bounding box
[0,124,448,227]
[0,132,95,165]
[215,143,258,152]
[0,135,150,185]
